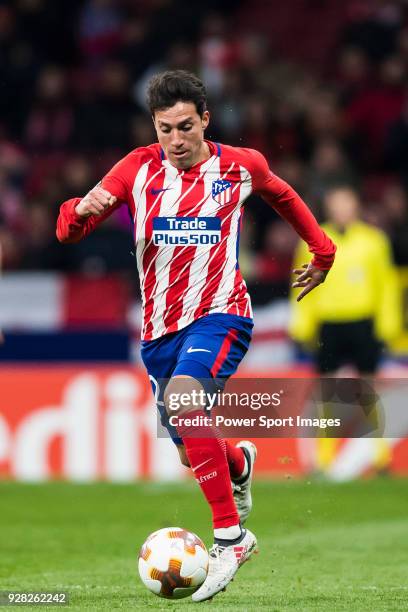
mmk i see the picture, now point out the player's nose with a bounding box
[171,130,184,148]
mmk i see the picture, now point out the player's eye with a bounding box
[181,125,192,132]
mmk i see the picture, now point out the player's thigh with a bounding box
[164,374,207,415]
[164,320,252,422]
[141,333,184,444]
[176,314,253,382]
[166,318,252,414]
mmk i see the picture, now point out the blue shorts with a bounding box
[141,313,253,445]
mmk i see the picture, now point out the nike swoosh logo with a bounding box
[192,458,212,472]
[187,347,212,353]
[151,187,173,195]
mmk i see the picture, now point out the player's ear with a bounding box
[202,110,210,130]
[151,114,160,136]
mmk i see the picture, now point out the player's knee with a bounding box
[164,375,205,416]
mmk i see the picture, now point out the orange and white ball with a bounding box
[138,527,209,599]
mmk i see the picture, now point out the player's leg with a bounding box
[191,315,257,524]
[224,440,246,478]
[229,440,257,525]
[177,416,257,523]
[177,439,257,486]
[140,327,255,594]
[163,372,257,602]
[164,373,241,537]
[176,409,256,524]
[177,425,252,488]
[176,444,190,467]
[140,322,251,479]
[166,314,257,600]
[177,425,248,477]
[140,333,187,461]
[175,314,256,521]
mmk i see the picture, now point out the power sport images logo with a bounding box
[152,217,221,246]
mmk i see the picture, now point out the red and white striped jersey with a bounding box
[57,141,336,340]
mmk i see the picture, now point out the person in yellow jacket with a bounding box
[290,186,401,373]
[290,186,401,472]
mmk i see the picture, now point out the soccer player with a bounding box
[56,70,336,601]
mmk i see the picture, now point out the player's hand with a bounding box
[75,184,117,218]
[292,263,328,302]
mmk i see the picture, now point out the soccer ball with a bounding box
[138,527,209,599]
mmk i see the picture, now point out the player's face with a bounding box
[153,102,210,170]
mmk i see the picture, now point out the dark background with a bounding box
[1,0,408,305]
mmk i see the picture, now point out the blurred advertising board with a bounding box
[0,367,407,481]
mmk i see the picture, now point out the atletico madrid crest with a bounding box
[212,179,232,205]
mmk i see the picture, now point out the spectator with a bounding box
[0,0,407,277]
[385,91,408,188]
[79,0,124,65]
[345,55,406,168]
[383,183,408,266]
[73,61,136,151]
[24,65,74,153]
[307,139,357,205]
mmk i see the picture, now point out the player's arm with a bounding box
[56,154,131,243]
[56,186,119,243]
[288,238,319,345]
[249,149,336,301]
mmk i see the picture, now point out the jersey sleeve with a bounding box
[100,152,134,201]
[248,149,336,270]
[56,196,121,243]
[56,152,135,243]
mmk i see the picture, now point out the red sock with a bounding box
[177,410,240,529]
[225,440,246,480]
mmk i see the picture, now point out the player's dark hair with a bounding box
[146,70,207,117]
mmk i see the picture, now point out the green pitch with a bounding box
[0,479,407,611]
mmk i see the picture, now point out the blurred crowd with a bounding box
[1,0,408,304]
